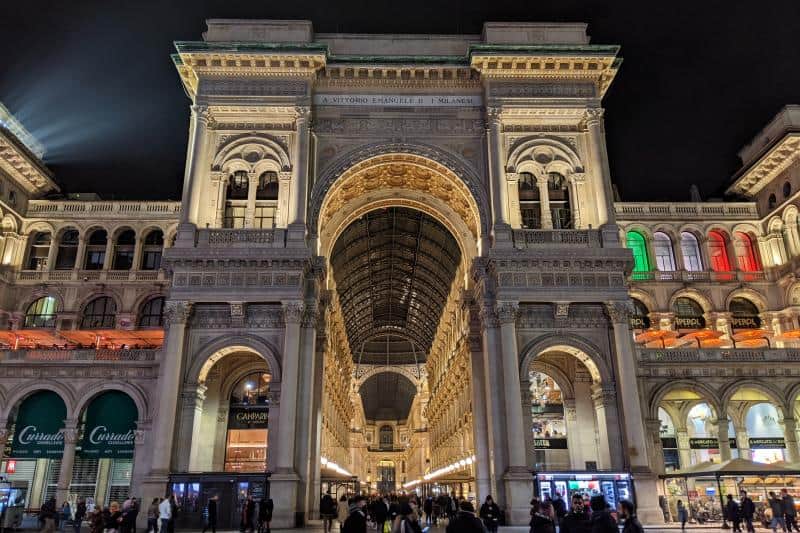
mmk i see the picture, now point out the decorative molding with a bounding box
[282,301,304,325]
[164,301,193,325]
[496,301,519,324]
[313,118,484,136]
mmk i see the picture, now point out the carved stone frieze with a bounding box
[496,301,519,324]
[282,302,304,325]
[314,117,484,136]
[198,78,309,97]
[164,301,193,325]
[490,82,597,99]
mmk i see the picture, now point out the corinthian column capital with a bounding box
[495,301,519,324]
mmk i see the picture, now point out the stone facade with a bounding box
[0,19,798,527]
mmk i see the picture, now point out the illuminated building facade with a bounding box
[0,19,798,527]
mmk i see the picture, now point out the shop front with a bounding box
[533,472,634,512]
[168,473,270,530]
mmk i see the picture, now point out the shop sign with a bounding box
[731,316,761,330]
[749,437,786,449]
[629,316,650,329]
[689,438,719,449]
[228,406,270,430]
[79,391,137,458]
[675,316,705,329]
[533,438,568,449]
[660,437,678,449]
[5,460,16,474]
[10,391,66,458]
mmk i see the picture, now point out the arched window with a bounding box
[708,231,731,271]
[653,232,676,271]
[256,171,278,200]
[784,182,792,198]
[626,231,650,272]
[768,194,777,209]
[672,297,705,329]
[80,296,117,329]
[518,172,540,229]
[27,232,51,270]
[729,297,761,330]
[548,172,571,229]
[84,229,108,270]
[55,229,79,270]
[680,232,703,271]
[227,170,249,200]
[140,230,163,270]
[230,371,271,406]
[137,297,165,328]
[630,298,651,329]
[658,407,680,471]
[112,230,136,270]
[733,232,760,272]
[686,403,719,465]
[379,425,394,450]
[744,402,785,463]
[24,296,58,328]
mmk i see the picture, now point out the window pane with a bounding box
[626,231,650,272]
[654,232,676,271]
[680,232,702,271]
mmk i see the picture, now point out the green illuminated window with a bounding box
[626,231,650,272]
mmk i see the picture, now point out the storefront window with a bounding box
[658,408,680,471]
[672,297,706,330]
[225,372,270,472]
[529,372,568,469]
[745,402,786,463]
[687,403,720,464]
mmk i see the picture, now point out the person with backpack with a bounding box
[321,492,337,533]
[446,501,484,533]
[392,503,422,533]
[342,496,367,533]
[618,500,644,533]
[589,495,617,533]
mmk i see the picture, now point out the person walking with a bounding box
[202,495,218,533]
[342,495,367,533]
[74,498,86,533]
[422,497,433,526]
[560,494,591,533]
[372,495,389,533]
[146,498,160,533]
[770,492,788,533]
[552,493,567,522]
[589,495,617,533]
[337,495,349,532]
[40,497,58,533]
[106,502,122,533]
[60,501,72,532]
[784,489,797,532]
[88,509,104,533]
[479,495,501,533]
[676,500,688,532]
[727,495,742,533]
[530,500,555,533]
[445,501,484,533]
[158,497,172,533]
[741,491,756,533]
[394,503,423,533]
[321,492,337,533]
[618,500,643,533]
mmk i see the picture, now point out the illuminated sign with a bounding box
[533,438,568,449]
[675,317,706,329]
[749,438,785,449]
[731,316,761,330]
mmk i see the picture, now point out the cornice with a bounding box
[0,129,59,196]
[727,133,800,197]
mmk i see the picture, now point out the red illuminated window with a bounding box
[734,232,760,272]
[708,231,731,272]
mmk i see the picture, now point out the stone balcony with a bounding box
[512,228,602,249]
[630,270,768,283]
[614,201,759,220]
[26,200,181,219]
[637,348,800,364]
[13,269,168,283]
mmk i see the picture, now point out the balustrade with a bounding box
[614,202,758,219]
[512,228,601,248]
[637,348,800,363]
[27,200,181,218]
[0,348,158,362]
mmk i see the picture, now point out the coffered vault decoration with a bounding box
[330,207,461,362]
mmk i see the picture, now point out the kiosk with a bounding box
[533,472,634,510]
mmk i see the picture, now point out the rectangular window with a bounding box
[112,251,134,270]
[85,250,105,270]
[254,206,276,229]
[224,429,268,472]
[223,206,246,229]
[141,251,162,270]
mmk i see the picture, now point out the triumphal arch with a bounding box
[139,19,656,527]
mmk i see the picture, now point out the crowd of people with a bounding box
[528,492,643,533]
[38,496,148,533]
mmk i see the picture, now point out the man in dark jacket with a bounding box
[560,494,591,533]
[741,490,756,533]
[202,495,217,533]
[74,499,87,533]
[618,500,643,533]
[783,489,797,532]
[589,495,617,533]
[446,501,484,533]
[342,496,367,533]
[726,494,741,533]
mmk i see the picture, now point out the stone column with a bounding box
[645,418,666,475]
[287,107,311,245]
[486,107,512,245]
[496,301,532,526]
[716,419,732,461]
[469,331,492,502]
[605,302,663,523]
[276,170,292,228]
[676,430,692,469]
[584,109,614,230]
[141,301,192,505]
[102,236,114,270]
[564,400,581,469]
[174,105,210,246]
[591,386,617,469]
[295,304,319,525]
[131,422,150,528]
[506,172,522,229]
[271,301,303,529]
[569,172,586,229]
[782,418,800,463]
[536,175,553,229]
[181,384,207,471]
[46,236,59,271]
[245,172,259,228]
[736,427,751,460]
[74,236,87,271]
[56,421,79,504]
[478,303,504,501]
[213,172,228,228]
[0,426,9,465]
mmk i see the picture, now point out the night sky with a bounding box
[1,0,798,201]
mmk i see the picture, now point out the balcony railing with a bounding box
[512,229,602,249]
[197,228,277,247]
[0,348,158,362]
[630,270,766,283]
[614,202,759,220]
[637,348,800,364]
[15,269,167,282]
[27,200,181,219]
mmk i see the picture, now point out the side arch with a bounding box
[647,380,723,420]
[187,334,283,385]
[519,333,613,386]
[719,380,789,418]
[2,380,77,420]
[525,360,575,400]
[506,136,583,173]
[73,382,150,422]
[212,134,292,173]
